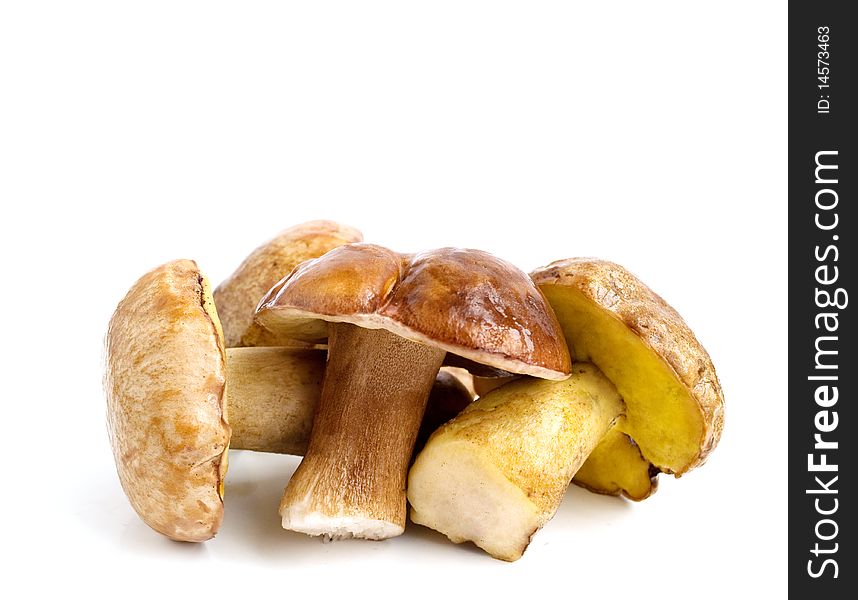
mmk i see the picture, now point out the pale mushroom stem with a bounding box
[225,347,325,455]
[408,364,625,561]
[279,322,446,540]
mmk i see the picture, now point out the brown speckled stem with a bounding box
[279,322,446,540]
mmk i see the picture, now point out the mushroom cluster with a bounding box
[104,221,724,560]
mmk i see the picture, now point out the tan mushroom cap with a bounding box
[105,259,230,542]
[214,220,363,347]
[530,258,724,474]
[255,244,572,380]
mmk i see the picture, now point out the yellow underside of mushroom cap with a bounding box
[573,424,657,500]
[540,285,705,474]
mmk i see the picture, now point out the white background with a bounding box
[1,2,786,598]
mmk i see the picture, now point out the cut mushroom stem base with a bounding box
[408,363,624,561]
[280,322,446,540]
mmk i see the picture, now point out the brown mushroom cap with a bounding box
[105,259,229,542]
[254,244,572,379]
[214,220,363,347]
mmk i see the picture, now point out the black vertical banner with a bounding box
[789,1,856,595]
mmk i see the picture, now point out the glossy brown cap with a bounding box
[214,220,363,347]
[255,244,572,380]
[105,259,230,542]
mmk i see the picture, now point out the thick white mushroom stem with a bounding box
[408,363,624,561]
[225,347,325,455]
[279,322,446,540]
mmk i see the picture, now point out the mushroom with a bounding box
[407,258,724,561]
[253,244,571,540]
[531,259,724,495]
[214,220,362,347]
[409,364,622,561]
[105,259,474,542]
[105,259,319,541]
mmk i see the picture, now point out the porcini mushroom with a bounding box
[105,259,324,541]
[214,220,362,347]
[253,244,571,540]
[408,258,724,561]
[105,259,474,542]
[531,259,724,494]
[409,364,622,561]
